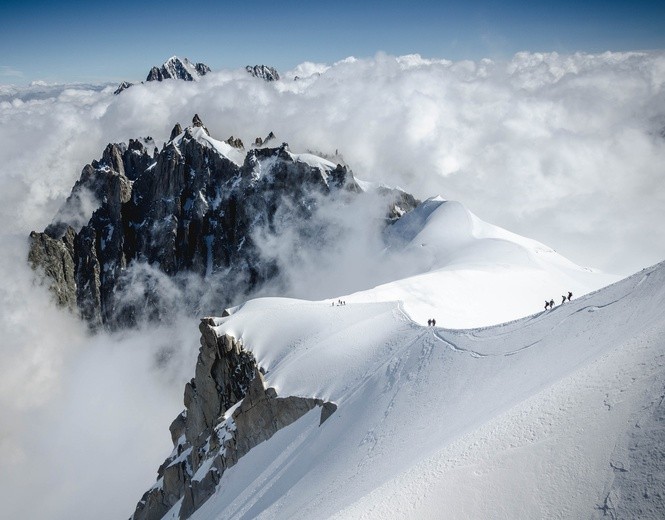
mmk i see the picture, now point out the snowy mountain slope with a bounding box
[179,260,665,519]
[349,197,619,328]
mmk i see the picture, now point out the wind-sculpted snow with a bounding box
[349,197,618,327]
[179,261,665,519]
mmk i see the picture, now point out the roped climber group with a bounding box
[545,291,572,310]
[427,318,436,327]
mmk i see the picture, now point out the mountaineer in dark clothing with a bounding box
[545,301,550,310]
[568,291,573,301]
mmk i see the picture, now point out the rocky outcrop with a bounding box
[28,227,77,310]
[169,123,182,141]
[225,135,244,149]
[246,65,280,82]
[253,131,276,147]
[29,115,419,328]
[190,113,209,135]
[381,186,420,222]
[131,318,336,520]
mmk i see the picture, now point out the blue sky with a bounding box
[1,0,664,84]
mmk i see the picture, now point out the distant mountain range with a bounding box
[114,56,281,94]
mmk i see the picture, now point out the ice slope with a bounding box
[189,260,665,519]
[349,197,619,328]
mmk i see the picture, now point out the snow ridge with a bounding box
[185,260,665,519]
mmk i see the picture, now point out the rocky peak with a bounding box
[225,135,244,149]
[147,56,211,82]
[186,114,210,136]
[113,81,133,95]
[191,114,203,127]
[194,62,211,76]
[246,64,280,82]
[130,318,337,520]
[100,143,126,176]
[169,123,183,141]
[28,117,419,329]
[253,130,276,147]
[114,57,211,95]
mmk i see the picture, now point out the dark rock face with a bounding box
[146,57,210,82]
[28,227,77,310]
[29,116,415,329]
[113,81,134,95]
[131,318,337,520]
[246,64,280,82]
[169,123,182,141]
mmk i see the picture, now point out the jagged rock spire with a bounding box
[113,81,133,95]
[169,123,182,141]
[191,114,210,136]
[225,136,244,149]
[253,131,276,148]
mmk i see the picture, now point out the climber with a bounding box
[432,318,436,327]
[428,319,432,326]
[549,299,555,309]
[562,295,566,305]
[568,291,573,301]
[545,300,550,310]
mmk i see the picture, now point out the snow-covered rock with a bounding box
[245,65,280,82]
[147,57,211,82]
[114,57,210,94]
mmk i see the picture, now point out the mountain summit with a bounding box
[245,65,280,82]
[114,56,211,94]
[146,56,211,82]
[28,115,415,328]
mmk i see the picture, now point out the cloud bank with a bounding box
[1,51,665,519]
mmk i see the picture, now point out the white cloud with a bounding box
[1,50,665,518]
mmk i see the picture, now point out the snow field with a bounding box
[187,261,664,519]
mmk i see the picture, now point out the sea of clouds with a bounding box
[1,51,665,519]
